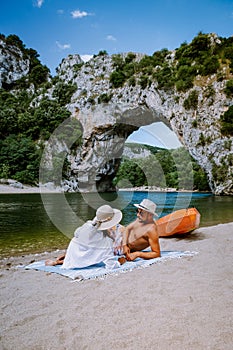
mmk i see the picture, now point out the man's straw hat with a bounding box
[134,199,158,216]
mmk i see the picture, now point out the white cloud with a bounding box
[56,41,71,50]
[106,35,117,41]
[71,9,91,19]
[57,9,64,15]
[81,54,93,62]
[36,0,44,8]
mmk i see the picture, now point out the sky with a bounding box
[127,122,182,148]
[1,0,232,148]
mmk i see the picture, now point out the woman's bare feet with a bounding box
[118,257,127,265]
[45,259,57,266]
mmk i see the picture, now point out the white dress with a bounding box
[62,221,120,270]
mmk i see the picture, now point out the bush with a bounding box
[109,70,126,88]
[176,79,193,92]
[52,82,77,106]
[220,105,233,136]
[125,52,136,64]
[224,80,233,97]
[138,55,156,70]
[98,93,113,104]
[212,161,228,183]
[183,90,199,110]
[175,64,197,91]
[154,65,175,90]
[200,56,220,75]
[97,50,108,56]
[128,77,136,87]
[112,54,125,69]
[152,48,169,65]
[139,75,149,89]
[73,63,84,72]
[198,133,206,146]
[192,120,198,127]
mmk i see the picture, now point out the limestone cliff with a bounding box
[0,38,30,88]
[55,35,233,195]
[1,33,233,194]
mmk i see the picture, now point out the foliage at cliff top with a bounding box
[0,33,50,89]
[109,32,233,92]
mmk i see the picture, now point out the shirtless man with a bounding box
[122,199,161,261]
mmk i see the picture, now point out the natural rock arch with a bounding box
[70,105,162,192]
[52,47,233,195]
[64,96,231,195]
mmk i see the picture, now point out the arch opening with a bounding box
[126,122,182,149]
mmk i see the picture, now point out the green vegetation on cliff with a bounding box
[0,34,81,183]
[110,32,233,92]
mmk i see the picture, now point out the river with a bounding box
[0,191,232,258]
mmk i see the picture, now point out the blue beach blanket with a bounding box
[24,250,197,281]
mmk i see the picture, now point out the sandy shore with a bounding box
[0,184,62,194]
[0,222,233,350]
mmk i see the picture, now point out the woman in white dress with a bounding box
[45,205,126,269]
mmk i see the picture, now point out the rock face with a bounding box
[123,144,153,159]
[54,48,233,195]
[1,34,232,195]
[0,39,30,88]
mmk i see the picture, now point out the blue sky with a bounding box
[1,0,232,148]
[127,122,183,148]
[1,0,232,75]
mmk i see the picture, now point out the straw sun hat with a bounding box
[134,199,158,217]
[93,205,122,230]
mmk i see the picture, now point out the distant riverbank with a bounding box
[118,186,201,193]
[0,183,209,194]
[0,183,62,194]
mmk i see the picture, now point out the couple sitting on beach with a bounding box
[45,199,161,270]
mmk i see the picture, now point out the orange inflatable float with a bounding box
[156,208,201,237]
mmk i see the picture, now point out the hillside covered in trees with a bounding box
[0,34,81,184]
[114,143,210,191]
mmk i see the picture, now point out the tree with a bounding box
[137,155,166,187]
[0,135,41,183]
[52,82,77,106]
[30,64,50,86]
[224,80,233,97]
[109,70,126,88]
[113,159,147,187]
[220,106,233,136]
[5,34,25,50]
[183,90,199,110]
